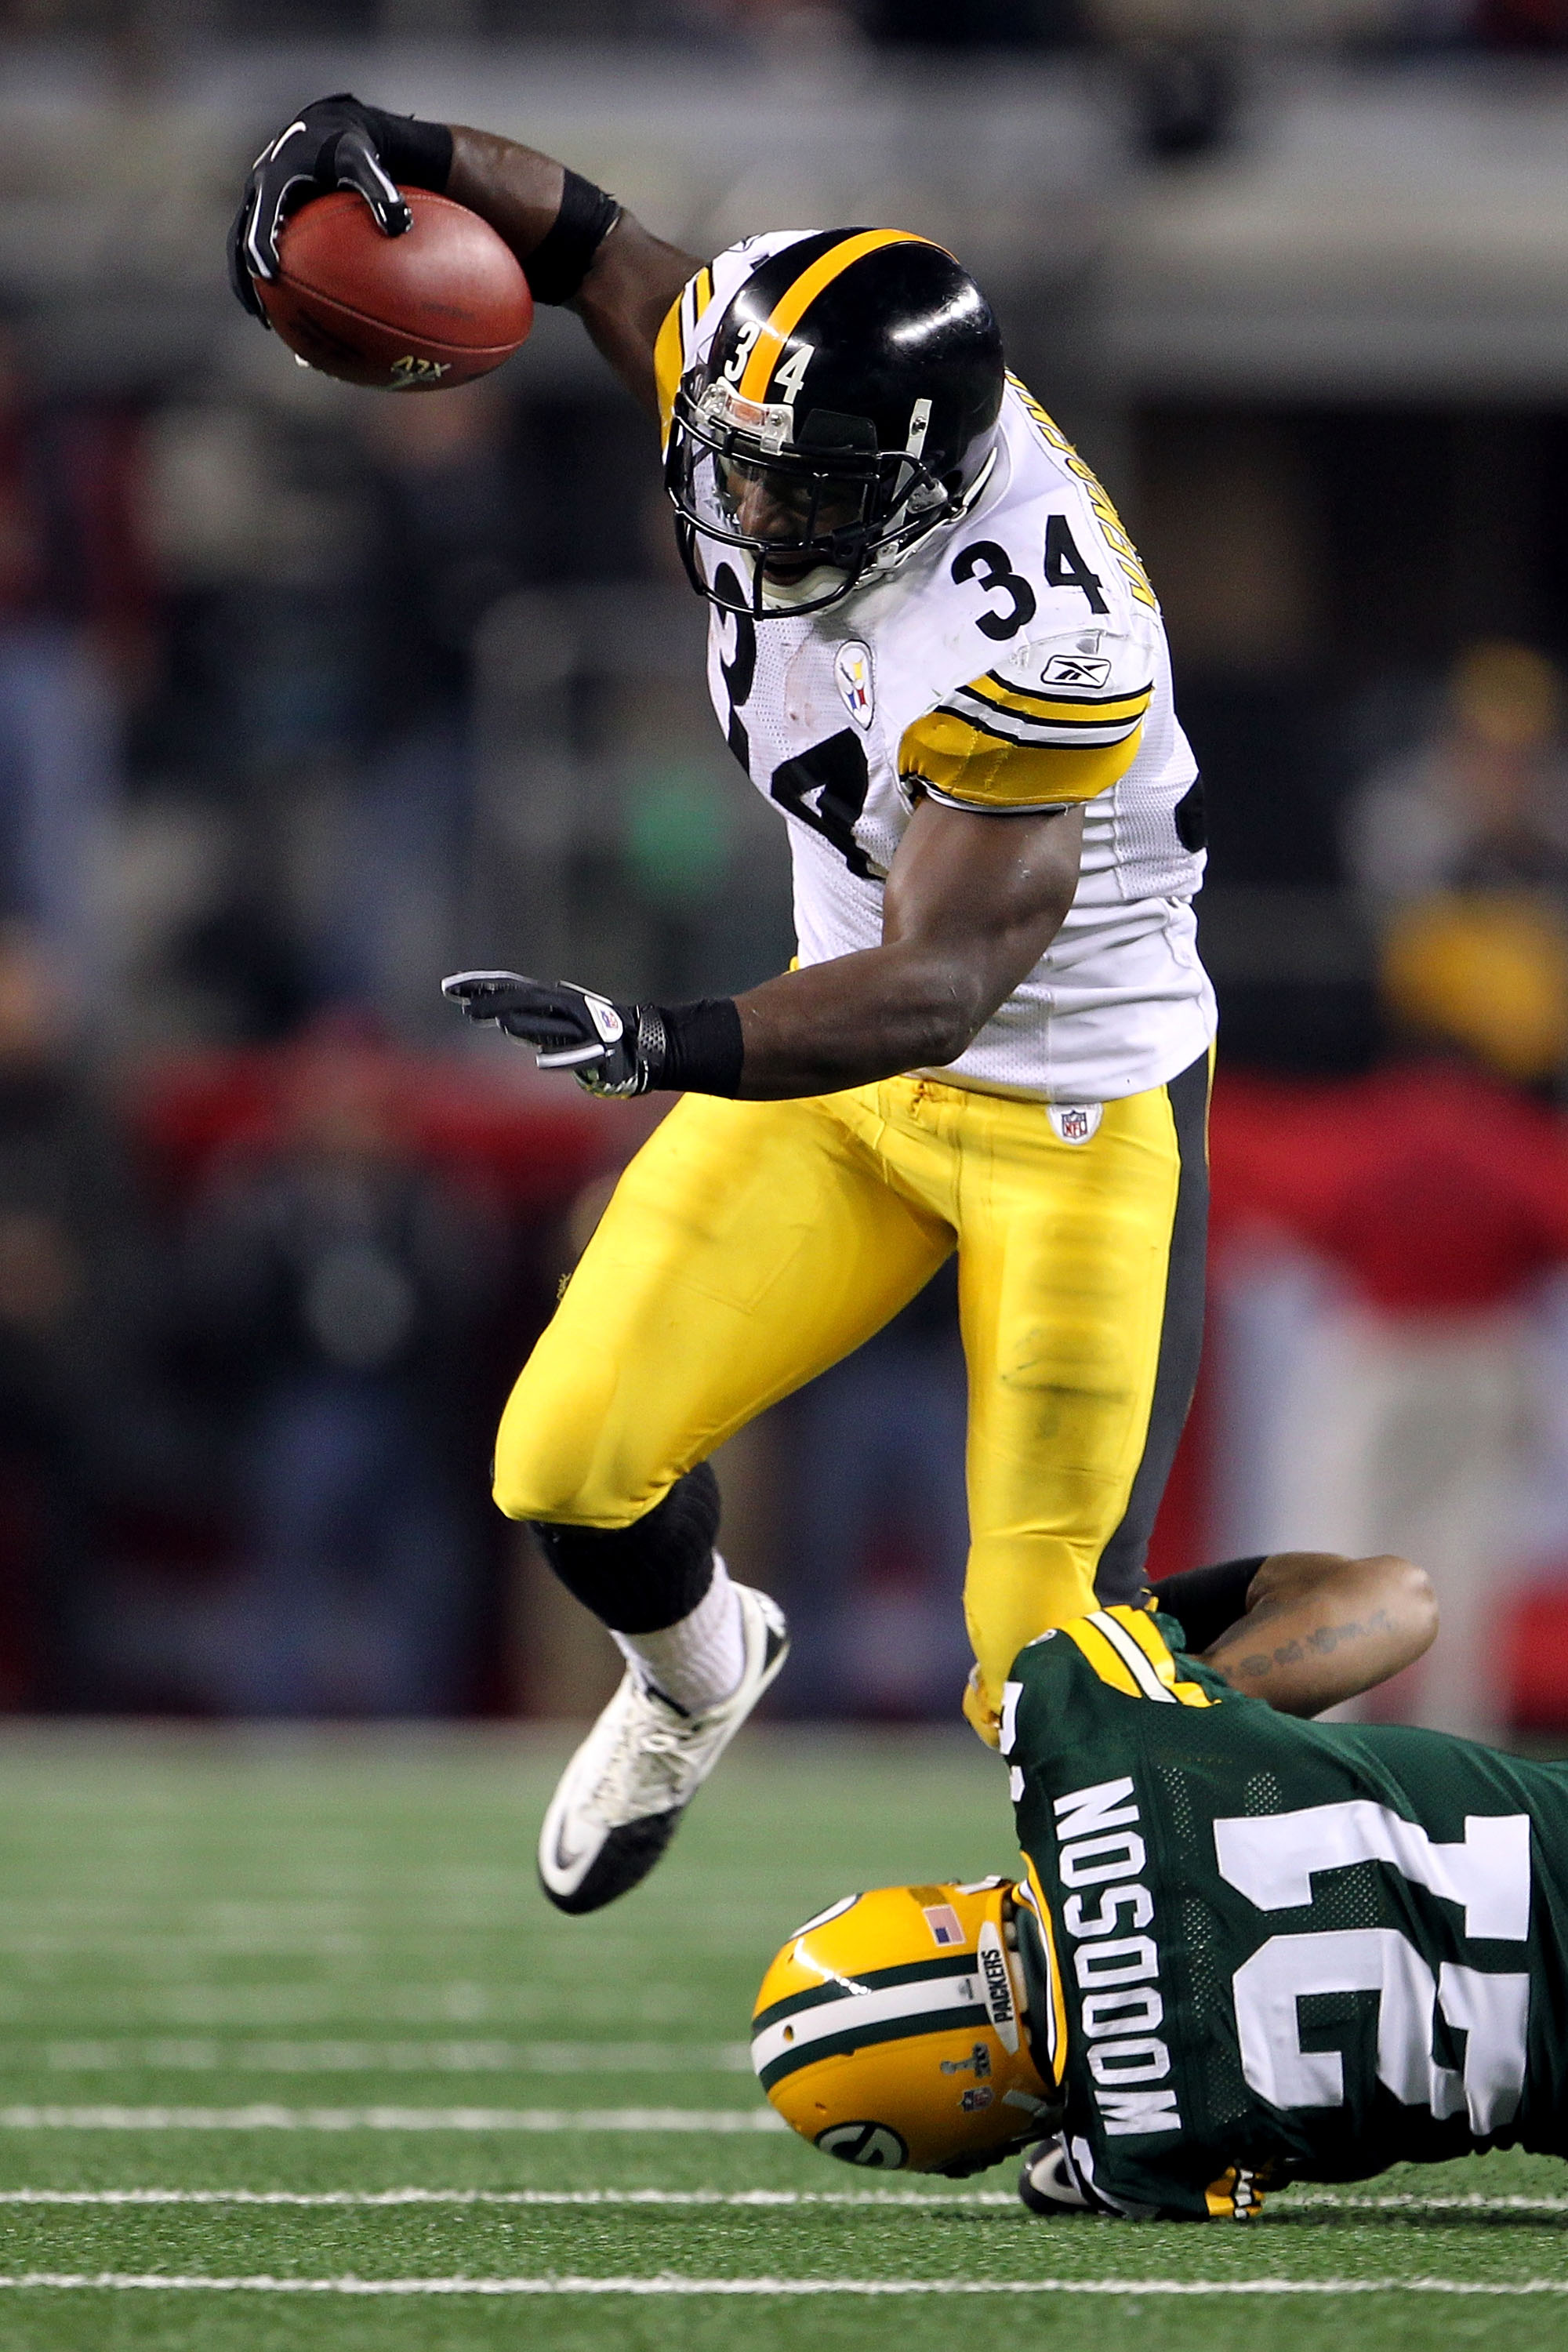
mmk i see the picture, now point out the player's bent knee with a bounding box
[490,1363,642,1527]
[491,1454,645,1530]
[491,1406,661,1528]
[491,1323,666,1525]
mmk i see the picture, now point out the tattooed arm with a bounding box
[1198,1552,1437,1718]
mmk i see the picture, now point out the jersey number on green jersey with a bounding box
[1214,1799,1530,2135]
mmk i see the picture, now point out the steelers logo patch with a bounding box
[815,2121,909,2169]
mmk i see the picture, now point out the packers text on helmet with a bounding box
[751,1877,1060,2176]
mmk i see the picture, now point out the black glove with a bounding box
[442,971,660,1098]
[227,93,453,322]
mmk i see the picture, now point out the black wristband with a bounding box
[524,168,621,303]
[358,103,454,193]
[1150,1556,1268,1654]
[644,997,744,1097]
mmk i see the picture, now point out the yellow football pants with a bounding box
[494,1055,1210,1738]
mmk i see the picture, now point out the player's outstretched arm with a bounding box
[732,797,1086,1098]
[227,96,699,416]
[445,798,1084,1099]
[1196,1551,1436,1717]
[444,128,699,414]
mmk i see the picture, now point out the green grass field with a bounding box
[0,1727,1558,2352]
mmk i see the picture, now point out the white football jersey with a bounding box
[657,232,1216,1105]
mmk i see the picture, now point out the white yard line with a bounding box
[0,1988,701,2027]
[0,2274,1562,2296]
[0,2185,1559,2214]
[0,2104,787,2131]
[0,2170,1555,2223]
[1275,2192,1568,2213]
[0,2187,1017,2207]
[34,2041,753,2074]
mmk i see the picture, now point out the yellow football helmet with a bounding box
[751,1876,1060,2176]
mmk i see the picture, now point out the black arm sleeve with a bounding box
[1149,1556,1269,1654]
[524,169,622,303]
[359,103,453,191]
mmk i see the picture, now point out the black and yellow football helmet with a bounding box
[666,230,1004,619]
[751,1877,1061,2176]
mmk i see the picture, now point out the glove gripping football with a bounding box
[228,93,453,322]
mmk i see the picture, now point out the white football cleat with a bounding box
[1018,2138,1091,2216]
[537,1581,789,1915]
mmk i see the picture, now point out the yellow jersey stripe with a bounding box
[938,699,1144,747]
[1060,1616,1142,1697]
[965,675,1154,728]
[1113,1605,1214,1710]
[1020,1861,1069,2085]
[1058,1606,1214,1708]
[1089,1610,1175,1703]
[901,711,1143,808]
[653,288,686,446]
[656,267,717,448]
[736,230,931,401]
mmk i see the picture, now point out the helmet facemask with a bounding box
[666,372,959,620]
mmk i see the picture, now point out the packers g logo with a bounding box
[815,2122,909,2169]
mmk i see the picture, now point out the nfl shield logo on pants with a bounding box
[1050,1103,1103,1145]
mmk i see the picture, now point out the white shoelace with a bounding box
[580,1681,731,1828]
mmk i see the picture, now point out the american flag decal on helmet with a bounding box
[922,1903,964,1947]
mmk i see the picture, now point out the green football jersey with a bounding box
[1004,1603,1568,2221]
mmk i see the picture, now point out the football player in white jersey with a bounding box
[231,99,1218,1915]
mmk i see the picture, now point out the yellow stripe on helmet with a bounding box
[736,230,938,404]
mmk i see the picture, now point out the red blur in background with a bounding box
[1149,1062,1568,1733]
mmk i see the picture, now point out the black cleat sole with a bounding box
[538,1806,684,1916]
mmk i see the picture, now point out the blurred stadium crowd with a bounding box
[5,0,1568,1731]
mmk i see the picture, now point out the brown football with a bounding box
[256,187,534,391]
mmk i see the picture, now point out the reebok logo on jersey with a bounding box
[1053,1774,1181,2139]
[834,641,875,730]
[1039,653,1112,688]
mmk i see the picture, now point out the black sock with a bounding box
[530,1463,720,1635]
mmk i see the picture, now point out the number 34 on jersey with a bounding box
[662,231,1214,1104]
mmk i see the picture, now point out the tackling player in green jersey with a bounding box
[749,1548,1568,2219]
